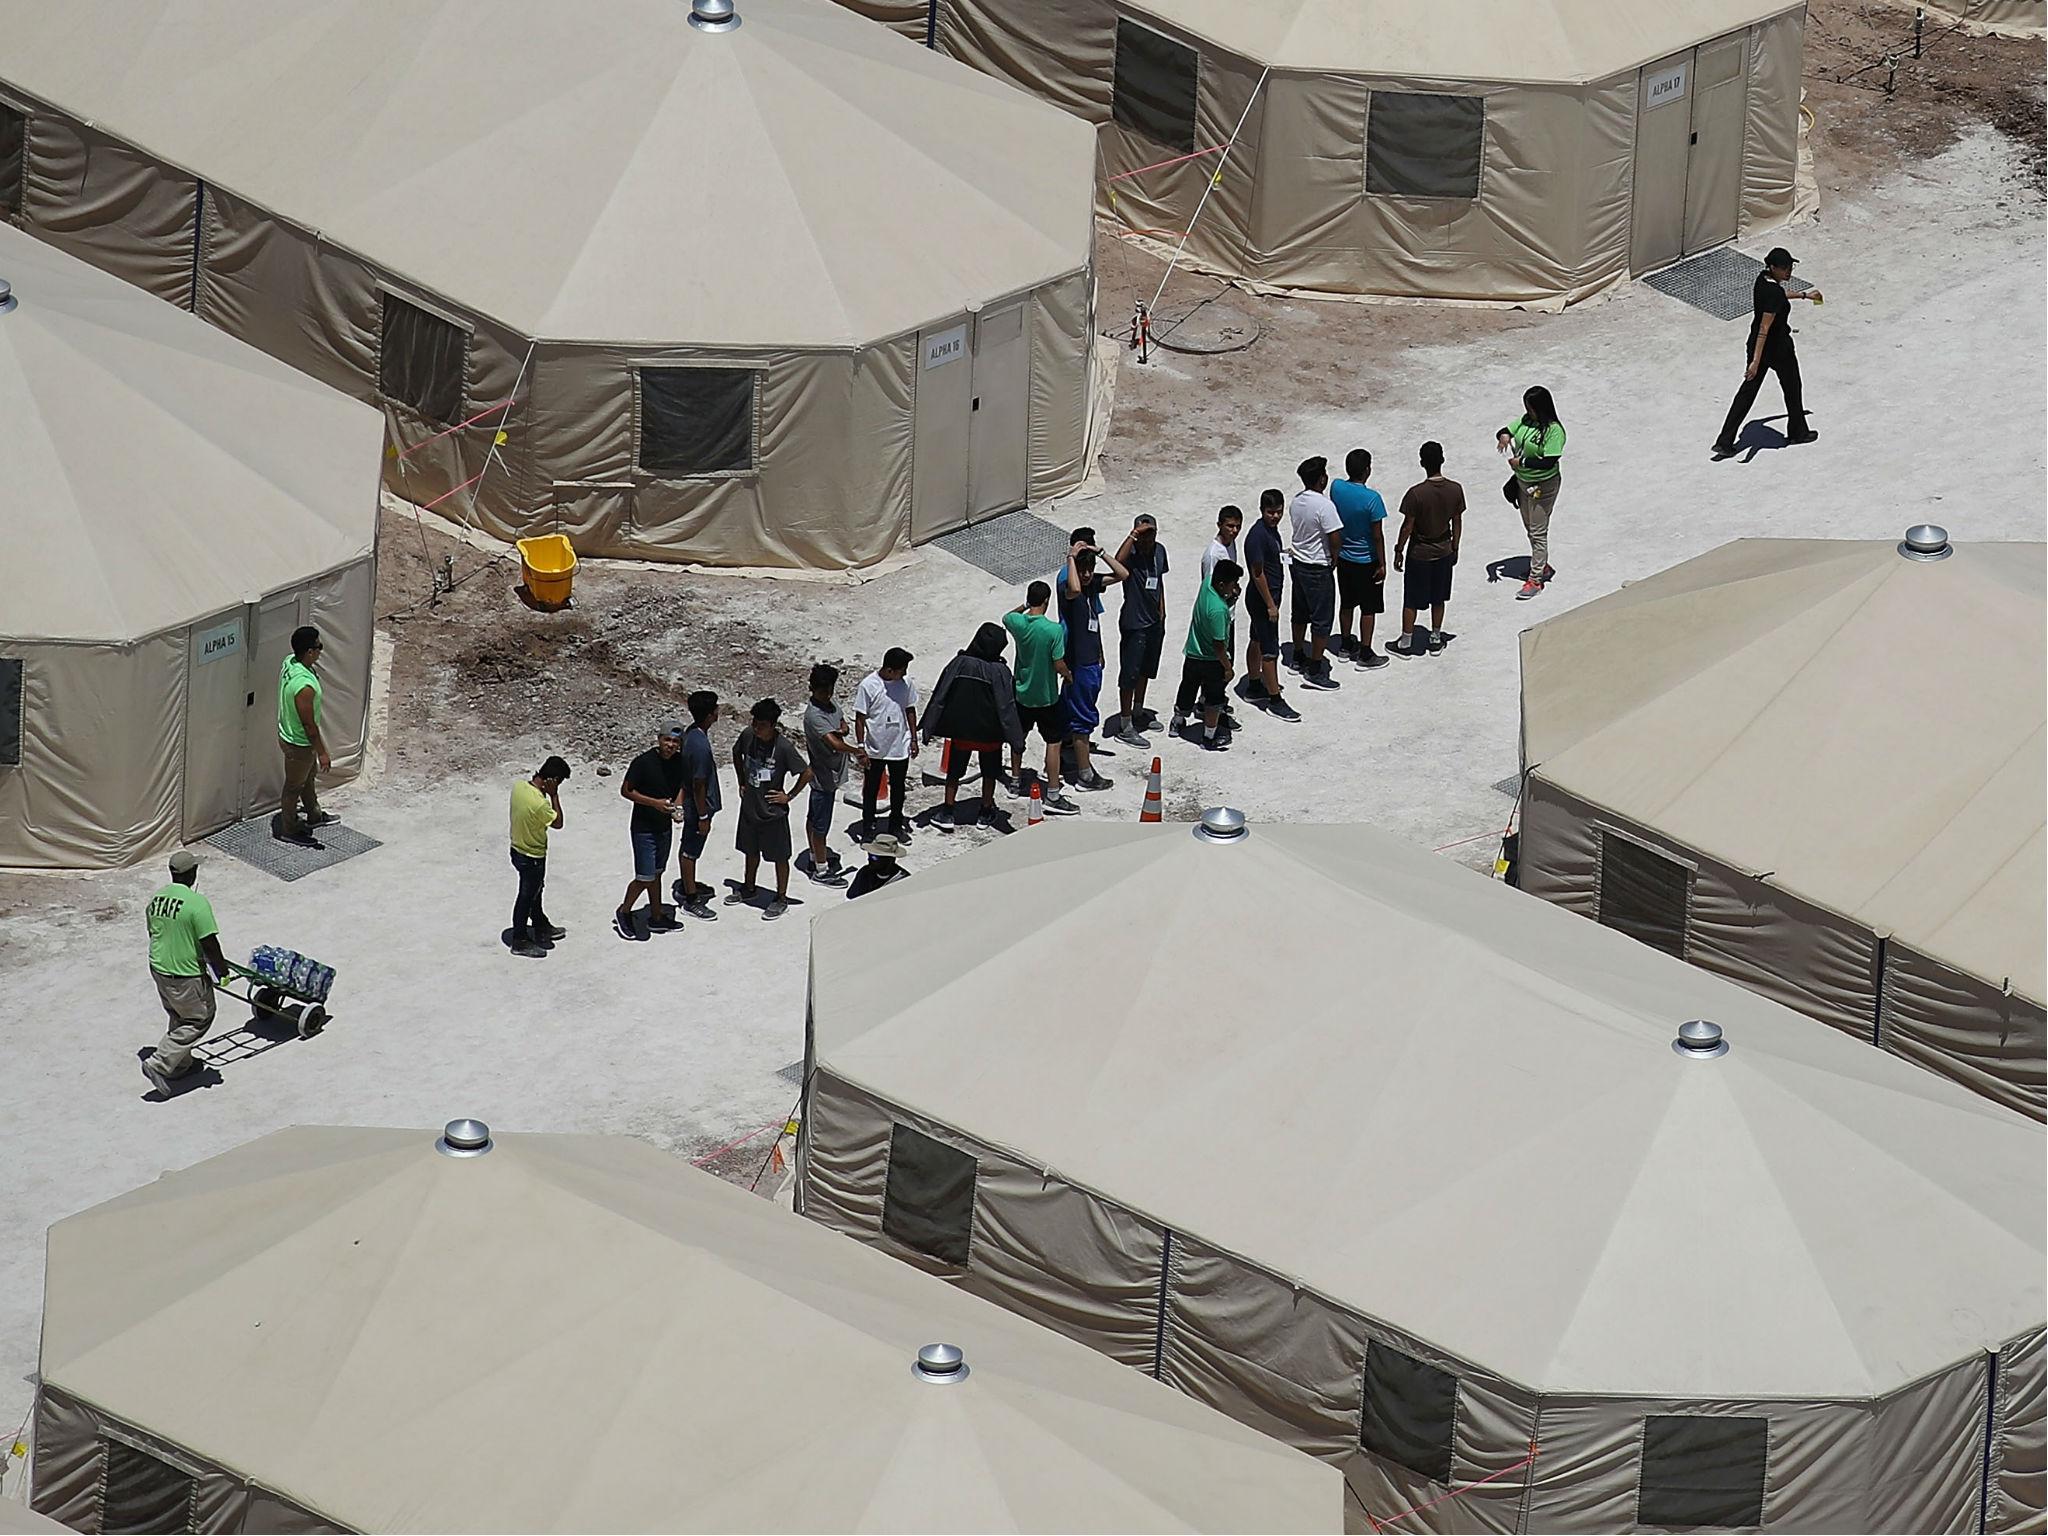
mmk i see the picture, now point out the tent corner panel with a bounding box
[1989,1329,2047,1534]
[17,105,198,307]
[1880,947,2047,1123]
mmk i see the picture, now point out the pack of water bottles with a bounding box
[249,944,336,1002]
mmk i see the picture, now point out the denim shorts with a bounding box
[807,785,836,838]
[679,817,710,860]
[631,822,673,882]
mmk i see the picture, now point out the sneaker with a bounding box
[646,905,681,932]
[613,909,647,942]
[538,923,567,942]
[762,899,788,922]
[1427,630,1447,655]
[1387,634,1427,658]
[509,939,548,958]
[1710,441,1739,460]
[723,886,754,906]
[1516,580,1544,601]
[684,897,720,919]
[1237,676,1269,701]
[1170,714,1188,739]
[305,811,339,829]
[276,829,325,850]
[670,877,689,906]
[932,806,957,834]
[1266,696,1302,722]
[1301,667,1340,691]
[1114,724,1152,749]
[1199,731,1231,752]
[805,866,849,888]
[1041,791,1081,816]
[1787,428,1819,445]
[1355,650,1390,671]
[141,1057,173,1097]
[1074,769,1114,792]
[1334,634,1358,657]
[1134,707,1162,732]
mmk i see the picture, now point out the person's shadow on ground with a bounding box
[135,1048,227,1102]
[1724,416,1794,463]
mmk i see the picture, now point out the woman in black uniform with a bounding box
[1713,247,1823,460]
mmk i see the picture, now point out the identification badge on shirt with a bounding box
[751,765,773,786]
[1087,615,1099,632]
[1145,576,1159,590]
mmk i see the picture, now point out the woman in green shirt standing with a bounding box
[1497,386,1565,602]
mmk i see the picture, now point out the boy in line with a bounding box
[1004,581,1079,816]
[801,664,858,886]
[1389,441,1466,658]
[672,691,721,920]
[1172,561,1242,751]
[615,723,686,942]
[729,698,812,921]
[854,648,919,841]
[508,756,569,958]
[1240,489,1298,721]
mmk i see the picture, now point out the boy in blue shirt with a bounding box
[1329,448,1389,670]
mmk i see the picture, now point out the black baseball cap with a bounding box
[1764,247,1797,268]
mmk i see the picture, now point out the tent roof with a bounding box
[1520,537,2046,1005]
[1117,0,1802,83]
[809,821,2045,1400]
[40,1126,1339,1534]
[0,0,1095,349]
[0,227,381,644]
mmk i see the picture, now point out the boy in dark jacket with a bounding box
[921,622,1026,832]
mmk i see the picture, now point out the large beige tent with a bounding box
[1886,0,2045,33]
[799,817,2047,1532]
[31,1123,1341,1533]
[0,224,379,870]
[1515,533,2046,1122]
[0,0,1099,571]
[839,0,1806,303]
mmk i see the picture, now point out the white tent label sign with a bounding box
[924,326,967,370]
[193,618,243,666]
[1645,62,1688,107]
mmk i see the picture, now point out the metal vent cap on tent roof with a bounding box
[913,1343,969,1384]
[0,280,14,315]
[1193,806,1249,844]
[1672,1020,1729,1059]
[1899,524,1952,561]
[436,1118,493,1157]
[688,0,740,30]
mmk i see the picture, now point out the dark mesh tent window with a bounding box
[0,658,20,766]
[100,1439,197,1534]
[1359,1341,1459,1484]
[638,367,756,477]
[881,1122,976,1265]
[1638,1415,1769,1528]
[1366,92,1485,198]
[378,293,467,426]
[1597,833,1691,957]
[0,102,25,217]
[1112,20,1199,153]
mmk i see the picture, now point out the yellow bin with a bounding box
[517,533,577,609]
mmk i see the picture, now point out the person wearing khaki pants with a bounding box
[141,850,229,1098]
[277,625,333,846]
[1499,386,1566,602]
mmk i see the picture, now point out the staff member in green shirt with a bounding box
[1171,561,1242,751]
[1497,386,1565,602]
[141,850,229,1097]
[277,625,335,847]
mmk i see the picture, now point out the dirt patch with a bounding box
[375,508,868,777]
[1805,0,2046,192]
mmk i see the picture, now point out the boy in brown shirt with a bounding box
[1389,441,1465,658]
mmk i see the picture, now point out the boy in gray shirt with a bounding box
[800,663,857,886]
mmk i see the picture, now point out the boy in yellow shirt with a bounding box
[509,756,570,958]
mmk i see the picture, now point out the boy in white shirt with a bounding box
[1200,505,1243,582]
[853,648,919,841]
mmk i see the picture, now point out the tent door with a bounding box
[239,591,307,821]
[181,607,251,840]
[968,302,1029,521]
[1682,35,1748,255]
[1629,49,1696,275]
[910,315,973,542]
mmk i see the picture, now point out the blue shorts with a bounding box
[631,822,673,882]
[1060,662,1104,737]
[679,817,710,860]
[807,785,836,839]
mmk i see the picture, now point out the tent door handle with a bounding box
[1689,132,1698,145]
[972,396,981,411]
[247,692,256,706]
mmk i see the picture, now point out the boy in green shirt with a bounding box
[277,625,334,846]
[1171,562,1242,751]
[141,850,229,1096]
[508,756,570,958]
[1003,580,1078,816]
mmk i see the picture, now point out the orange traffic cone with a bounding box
[842,760,891,811]
[1140,757,1164,823]
[1028,781,1044,827]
